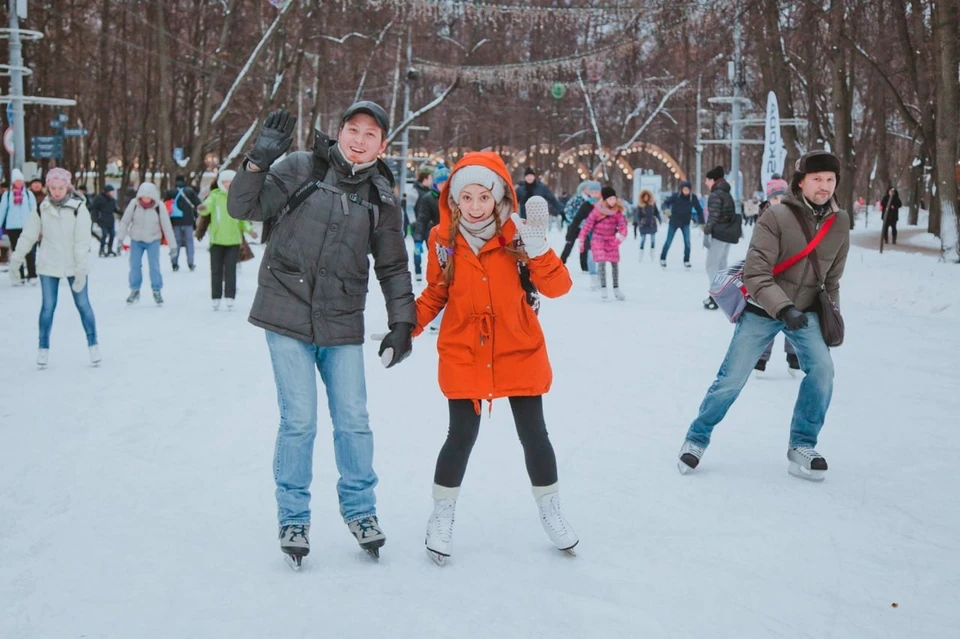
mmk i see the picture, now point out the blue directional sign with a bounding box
[63,128,88,137]
[31,135,63,159]
[7,103,13,127]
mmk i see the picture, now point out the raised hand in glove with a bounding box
[778,306,809,331]
[71,273,87,293]
[511,196,550,258]
[247,109,296,171]
[378,322,414,369]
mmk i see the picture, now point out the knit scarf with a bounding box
[459,216,497,254]
[593,202,621,218]
[12,184,24,206]
[48,192,73,208]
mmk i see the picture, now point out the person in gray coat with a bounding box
[227,104,416,567]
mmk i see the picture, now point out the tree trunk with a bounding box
[155,0,174,191]
[932,0,959,259]
[829,0,856,224]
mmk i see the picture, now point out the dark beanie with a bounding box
[104,184,116,193]
[524,167,537,177]
[601,186,617,200]
[706,166,725,181]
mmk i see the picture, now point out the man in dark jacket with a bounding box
[880,187,902,245]
[516,167,563,226]
[659,180,703,268]
[90,185,120,257]
[703,166,742,309]
[679,150,850,482]
[169,175,201,271]
[228,104,416,567]
[412,165,449,283]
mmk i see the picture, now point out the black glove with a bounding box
[247,109,296,170]
[378,322,414,369]
[778,306,809,331]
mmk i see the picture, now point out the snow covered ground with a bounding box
[2,223,959,638]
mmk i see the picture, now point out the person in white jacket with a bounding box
[0,168,39,283]
[117,182,177,305]
[8,167,100,368]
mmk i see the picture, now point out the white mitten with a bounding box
[72,273,87,293]
[511,196,550,259]
[8,256,23,285]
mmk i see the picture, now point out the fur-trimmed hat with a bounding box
[793,150,840,178]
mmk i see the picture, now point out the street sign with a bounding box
[7,103,13,127]
[50,120,61,128]
[30,135,63,159]
[3,128,14,154]
[63,128,88,137]
[173,147,184,163]
[59,113,68,122]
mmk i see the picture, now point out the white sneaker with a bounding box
[533,485,579,552]
[613,288,626,301]
[212,299,221,311]
[37,348,49,368]
[226,298,235,310]
[425,485,459,565]
[89,345,102,366]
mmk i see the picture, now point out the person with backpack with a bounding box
[579,186,628,300]
[635,189,661,261]
[413,153,578,564]
[168,175,201,271]
[196,170,253,310]
[0,168,39,284]
[702,166,742,310]
[118,182,178,305]
[8,168,100,367]
[227,104,415,568]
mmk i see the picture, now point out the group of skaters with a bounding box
[3,97,853,570]
[3,166,257,368]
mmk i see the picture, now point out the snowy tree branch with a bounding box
[385,79,459,146]
[578,70,607,181]
[221,118,260,169]
[616,79,688,153]
[210,0,293,126]
[354,21,395,104]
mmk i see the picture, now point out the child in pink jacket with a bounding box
[578,186,628,300]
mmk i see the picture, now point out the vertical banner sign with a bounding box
[761,91,786,189]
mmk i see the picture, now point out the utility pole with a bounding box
[397,26,412,220]
[730,3,743,207]
[695,74,703,196]
[9,0,27,171]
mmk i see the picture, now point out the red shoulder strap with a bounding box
[772,215,836,275]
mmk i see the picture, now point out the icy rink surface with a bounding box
[2,225,958,638]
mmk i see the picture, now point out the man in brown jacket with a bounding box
[678,151,850,481]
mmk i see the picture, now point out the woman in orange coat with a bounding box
[414,152,578,564]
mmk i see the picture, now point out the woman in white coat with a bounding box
[8,168,100,368]
[117,182,177,305]
[0,168,39,283]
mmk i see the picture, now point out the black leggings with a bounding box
[210,244,239,299]
[434,396,559,488]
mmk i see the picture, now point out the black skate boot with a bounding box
[348,516,386,559]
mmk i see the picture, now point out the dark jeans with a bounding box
[210,244,239,299]
[560,239,590,273]
[6,229,37,279]
[413,240,424,276]
[99,223,115,255]
[660,224,691,263]
[434,396,559,488]
[882,220,898,244]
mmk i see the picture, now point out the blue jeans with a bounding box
[129,240,162,291]
[39,275,97,349]
[265,331,378,526]
[660,224,691,263]
[640,232,656,249]
[172,226,195,268]
[413,240,424,276]
[586,249,597,275]
[685,311,834,449]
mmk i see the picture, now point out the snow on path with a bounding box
[1,226,958,638]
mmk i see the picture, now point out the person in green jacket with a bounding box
[196,170,255,310]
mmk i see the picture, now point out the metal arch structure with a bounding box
[556,143,687,183]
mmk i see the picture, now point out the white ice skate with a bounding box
[534,485,579,555]
[212,299,221,311]
[589,274,600,291]
[279,524,310,570]
[226,298,235,311]
[89,345,101,366]
[613,288,626,301]
[678,440,705,474]
[37,348,49,369]
[600,287,608,300]
[787,447,828,482]
[424,485,459,566]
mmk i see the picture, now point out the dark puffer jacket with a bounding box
[705,178,742,244]
[228,132,416,347]
[516,179,563,219]
[89,190,119,228]
[413,184,440,242]
[662,181,703,227]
